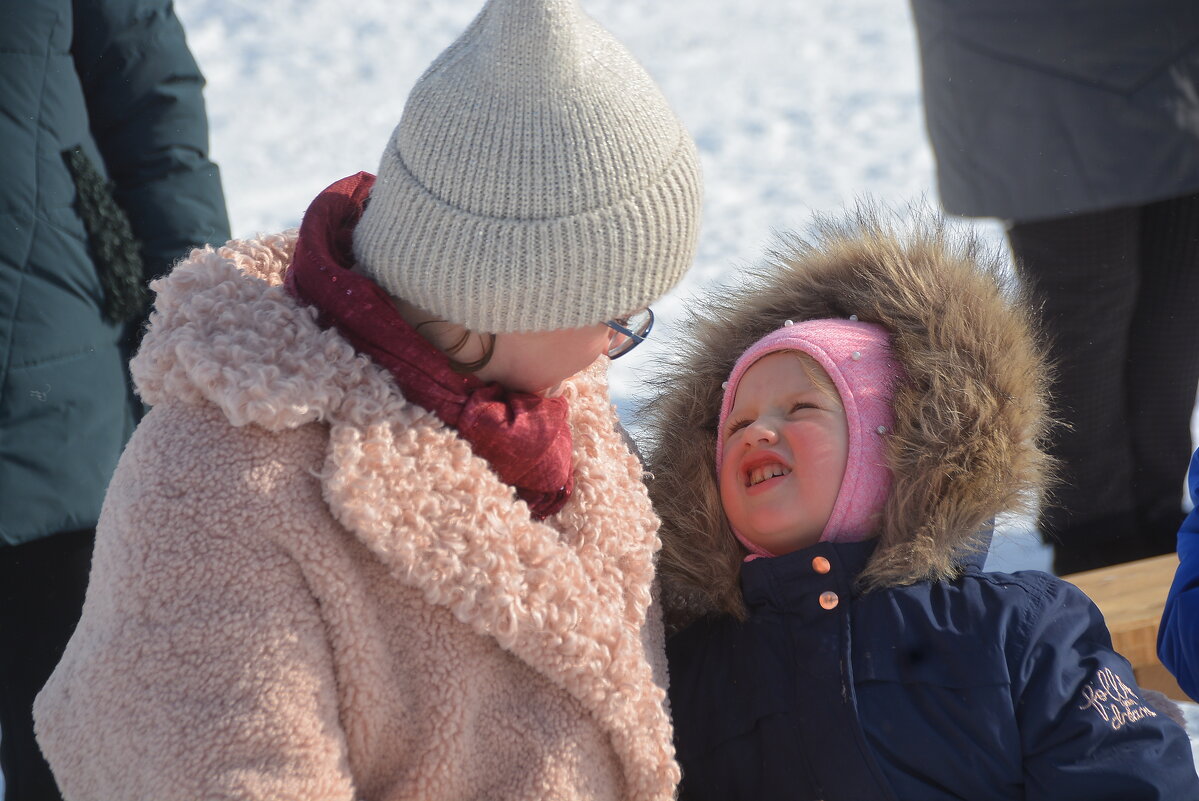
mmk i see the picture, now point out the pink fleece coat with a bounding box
[33,232,679,801]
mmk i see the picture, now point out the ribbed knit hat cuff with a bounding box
[717,319,902,556]
[351,135,701,333]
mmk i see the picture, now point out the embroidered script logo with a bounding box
[1078,667,1158,730]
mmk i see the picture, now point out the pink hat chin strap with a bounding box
[716,319,902,559]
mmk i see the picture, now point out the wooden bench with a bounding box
[1063,552,1192,702]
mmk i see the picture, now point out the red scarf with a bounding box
[285,173,573,519]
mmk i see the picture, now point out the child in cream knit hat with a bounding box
[353,0,701,335]
[34,2,701,799]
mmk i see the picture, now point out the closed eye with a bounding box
[726,418,751,437]
[790,401,817,413]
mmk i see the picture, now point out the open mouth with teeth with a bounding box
[745,463,792,488]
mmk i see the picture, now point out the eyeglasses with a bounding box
[604,308,654,359]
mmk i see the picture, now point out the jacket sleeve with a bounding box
[71,0,230,283]
[33,405,356,801]
[1016,576,1199,800]
[1160,448,1199,700]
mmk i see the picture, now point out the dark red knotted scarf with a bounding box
[285,173,573,519]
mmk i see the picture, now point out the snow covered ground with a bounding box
[170,0,1199,574]
[171,3,1199,575]
[3,0,1197,792]
[169,0,982,345]
[173,0,1055,568]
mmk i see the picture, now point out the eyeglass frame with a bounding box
[604,307,654,359]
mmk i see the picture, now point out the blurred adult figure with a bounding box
[910,0,1199,574]
[0,1,229,798]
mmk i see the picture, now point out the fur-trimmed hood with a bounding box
[642,209,1054,625]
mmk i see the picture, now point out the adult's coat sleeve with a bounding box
[72,0,230,283]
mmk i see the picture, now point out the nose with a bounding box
[744,420,778,445]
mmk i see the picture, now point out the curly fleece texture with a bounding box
[34,232,679,801]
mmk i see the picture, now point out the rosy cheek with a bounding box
[718,458,744,504]
[801,434,840,461]
[717,459,735,493]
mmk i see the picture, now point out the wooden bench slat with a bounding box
[1062,552,1190,701]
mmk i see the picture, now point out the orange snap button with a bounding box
[819,591,839,610]
[811,556,831,574]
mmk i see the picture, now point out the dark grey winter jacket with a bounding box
[0,0,230,545]
[911,0,1199,220]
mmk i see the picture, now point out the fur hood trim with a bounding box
[642,208,1054,625]
[130,234,679,798]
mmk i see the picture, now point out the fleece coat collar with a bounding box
[285,172,574,518]
[129,232,678,799]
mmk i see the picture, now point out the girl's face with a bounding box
[478,323,615,395]
[392,295,616,395]
[719,352,849,555]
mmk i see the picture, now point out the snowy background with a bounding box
[6,0,1199,792]
[176,0,1062,569]
[177,0,1195,605]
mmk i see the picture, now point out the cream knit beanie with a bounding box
[351,0,702,334]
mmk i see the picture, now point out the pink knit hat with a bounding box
[716,319,902,557]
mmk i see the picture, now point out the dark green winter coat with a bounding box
[0,0,230,545]
[911,0,1199,221]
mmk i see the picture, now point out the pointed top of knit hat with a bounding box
[352,0,702,334]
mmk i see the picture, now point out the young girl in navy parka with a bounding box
[643,212,1199,801]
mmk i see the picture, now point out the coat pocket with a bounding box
[62,146,146,324]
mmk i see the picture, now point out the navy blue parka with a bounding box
[669,540,1199,801]
[641,217,1199,801]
